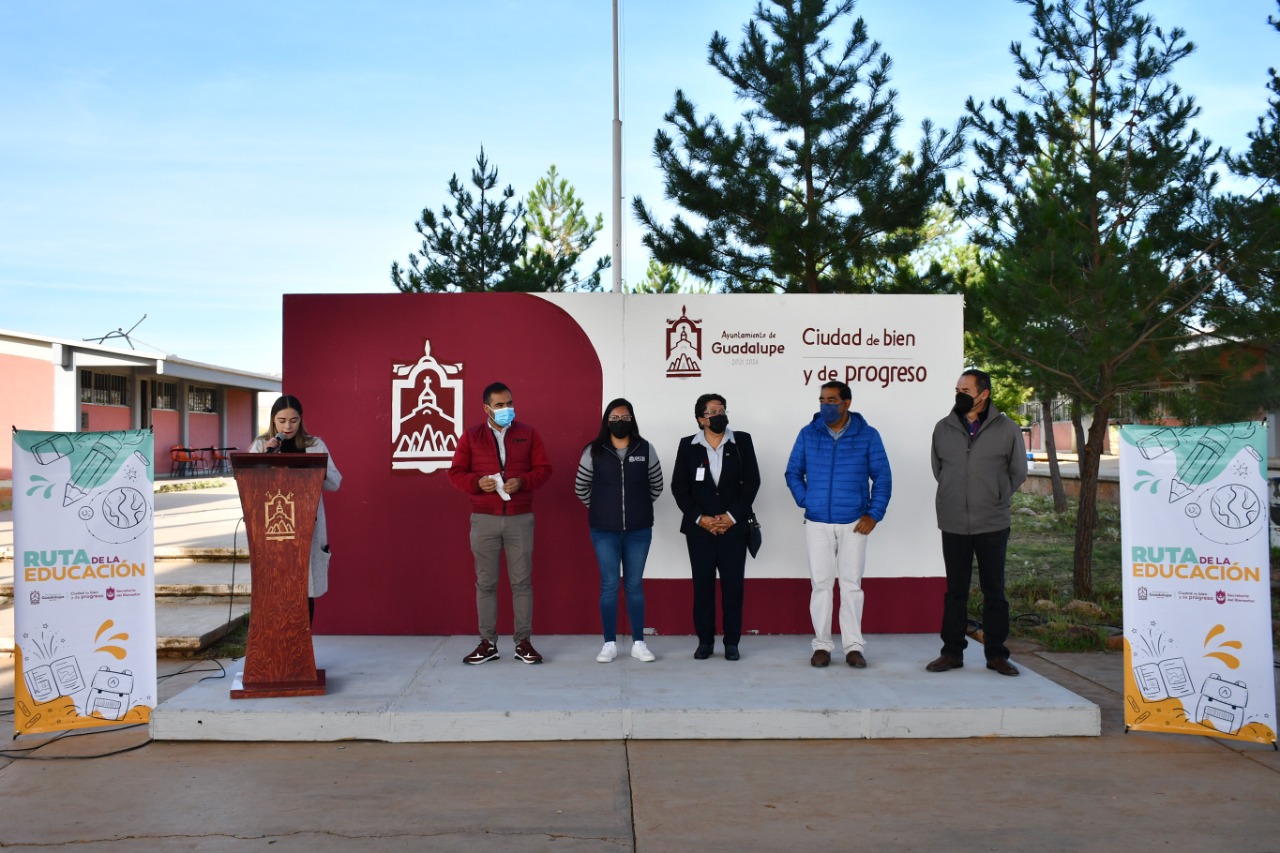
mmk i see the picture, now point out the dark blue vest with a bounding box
[587,440,655,531]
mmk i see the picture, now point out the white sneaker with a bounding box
[631,640,656,662]
[596,641,618,663]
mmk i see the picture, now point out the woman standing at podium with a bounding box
[249,394,343,622]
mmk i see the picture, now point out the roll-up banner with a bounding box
[1119,422,1276,745]
[11,430,158,736]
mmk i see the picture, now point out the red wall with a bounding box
[189,412,221,449]
[225,388,254,451]
[0,353,54,478]
[152,409,181,476]
[82,403,130,432]
[285,294,945,637]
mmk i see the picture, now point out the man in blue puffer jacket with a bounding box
[785,380,892,669]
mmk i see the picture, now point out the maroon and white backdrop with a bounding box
[283,292,962,637]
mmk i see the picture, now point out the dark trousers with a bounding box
[939,528,1011,661]
[685,532,747,646]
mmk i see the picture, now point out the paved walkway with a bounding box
[1,478,1278,850]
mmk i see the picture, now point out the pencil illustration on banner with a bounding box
[1169,427,1230,503]
[63,433,122,506]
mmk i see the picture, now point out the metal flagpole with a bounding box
[612,0,623,293]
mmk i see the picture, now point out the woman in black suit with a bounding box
[671,393,761,661]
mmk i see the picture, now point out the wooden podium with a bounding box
[229,452,328,699]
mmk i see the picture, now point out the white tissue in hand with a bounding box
[491,473,511,501]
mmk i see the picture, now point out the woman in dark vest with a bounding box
[575,398,664,663]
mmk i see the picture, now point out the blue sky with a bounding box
[1,0,1275,374]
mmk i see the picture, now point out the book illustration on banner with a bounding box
[1128,623,1257,736]
[17,618,143,720]
[23,653,86,705]
[391,339,464,473]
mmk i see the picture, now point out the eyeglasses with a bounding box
[701,409,726,418]
[608,416,633,423]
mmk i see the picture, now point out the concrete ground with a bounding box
[1,649,1278,851]
[2,478,1278,850]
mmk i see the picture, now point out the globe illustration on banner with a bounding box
[1208,484,1260,529]
[102,487,149,529]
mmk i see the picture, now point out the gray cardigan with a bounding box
[930,409,1027,535]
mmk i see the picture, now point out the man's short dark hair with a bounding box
[483,382,511,405]
[820,380,852,401]
[694,393,727,420]
[961,368,991,395]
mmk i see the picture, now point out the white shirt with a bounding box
[691,426,735,485]
[487,422,509,468]
[691,427,737,525]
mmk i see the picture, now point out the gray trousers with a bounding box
[470,512,535,643]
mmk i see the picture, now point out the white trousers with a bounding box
[806,520,868,653]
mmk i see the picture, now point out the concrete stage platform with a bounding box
[152,634,1100,742]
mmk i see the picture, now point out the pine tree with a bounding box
[1194,2,1280,419]
[632,0,963,293]
[390,148,528,293]
[629,258,712,294]
[514,165,611,292]
[961,0,1223,597]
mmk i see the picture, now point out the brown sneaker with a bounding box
[464,639,499,665]
[926,655,964,672]
[810,649,831,668]
[845,650,867,668]
[514,638,544,664]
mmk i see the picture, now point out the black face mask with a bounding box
[608,421,631,439]
[954,392,976,415]
[706,414,729,435]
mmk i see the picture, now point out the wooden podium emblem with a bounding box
[264,491,297,541]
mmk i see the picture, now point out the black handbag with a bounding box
[735,440,762,558]
[745,512,762,558]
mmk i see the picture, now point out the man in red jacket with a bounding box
[449,382,553,665]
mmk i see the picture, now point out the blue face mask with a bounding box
[491,407,515,428]
[820,402,843,425]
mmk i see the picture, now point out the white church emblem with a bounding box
[391,340,463,473]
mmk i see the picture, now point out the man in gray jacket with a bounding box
[926,369,1027,676]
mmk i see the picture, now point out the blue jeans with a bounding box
[590,528,652,642]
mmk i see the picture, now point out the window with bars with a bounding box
[79,370,129,406]
[188,386,218,413]
[151,381,178,410]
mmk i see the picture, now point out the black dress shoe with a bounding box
[724,644,740,661]
[926,655,964,672]
[986,658,1020,676]
[694,643,713,660]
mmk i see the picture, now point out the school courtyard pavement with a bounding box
[0,479,1278,851]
